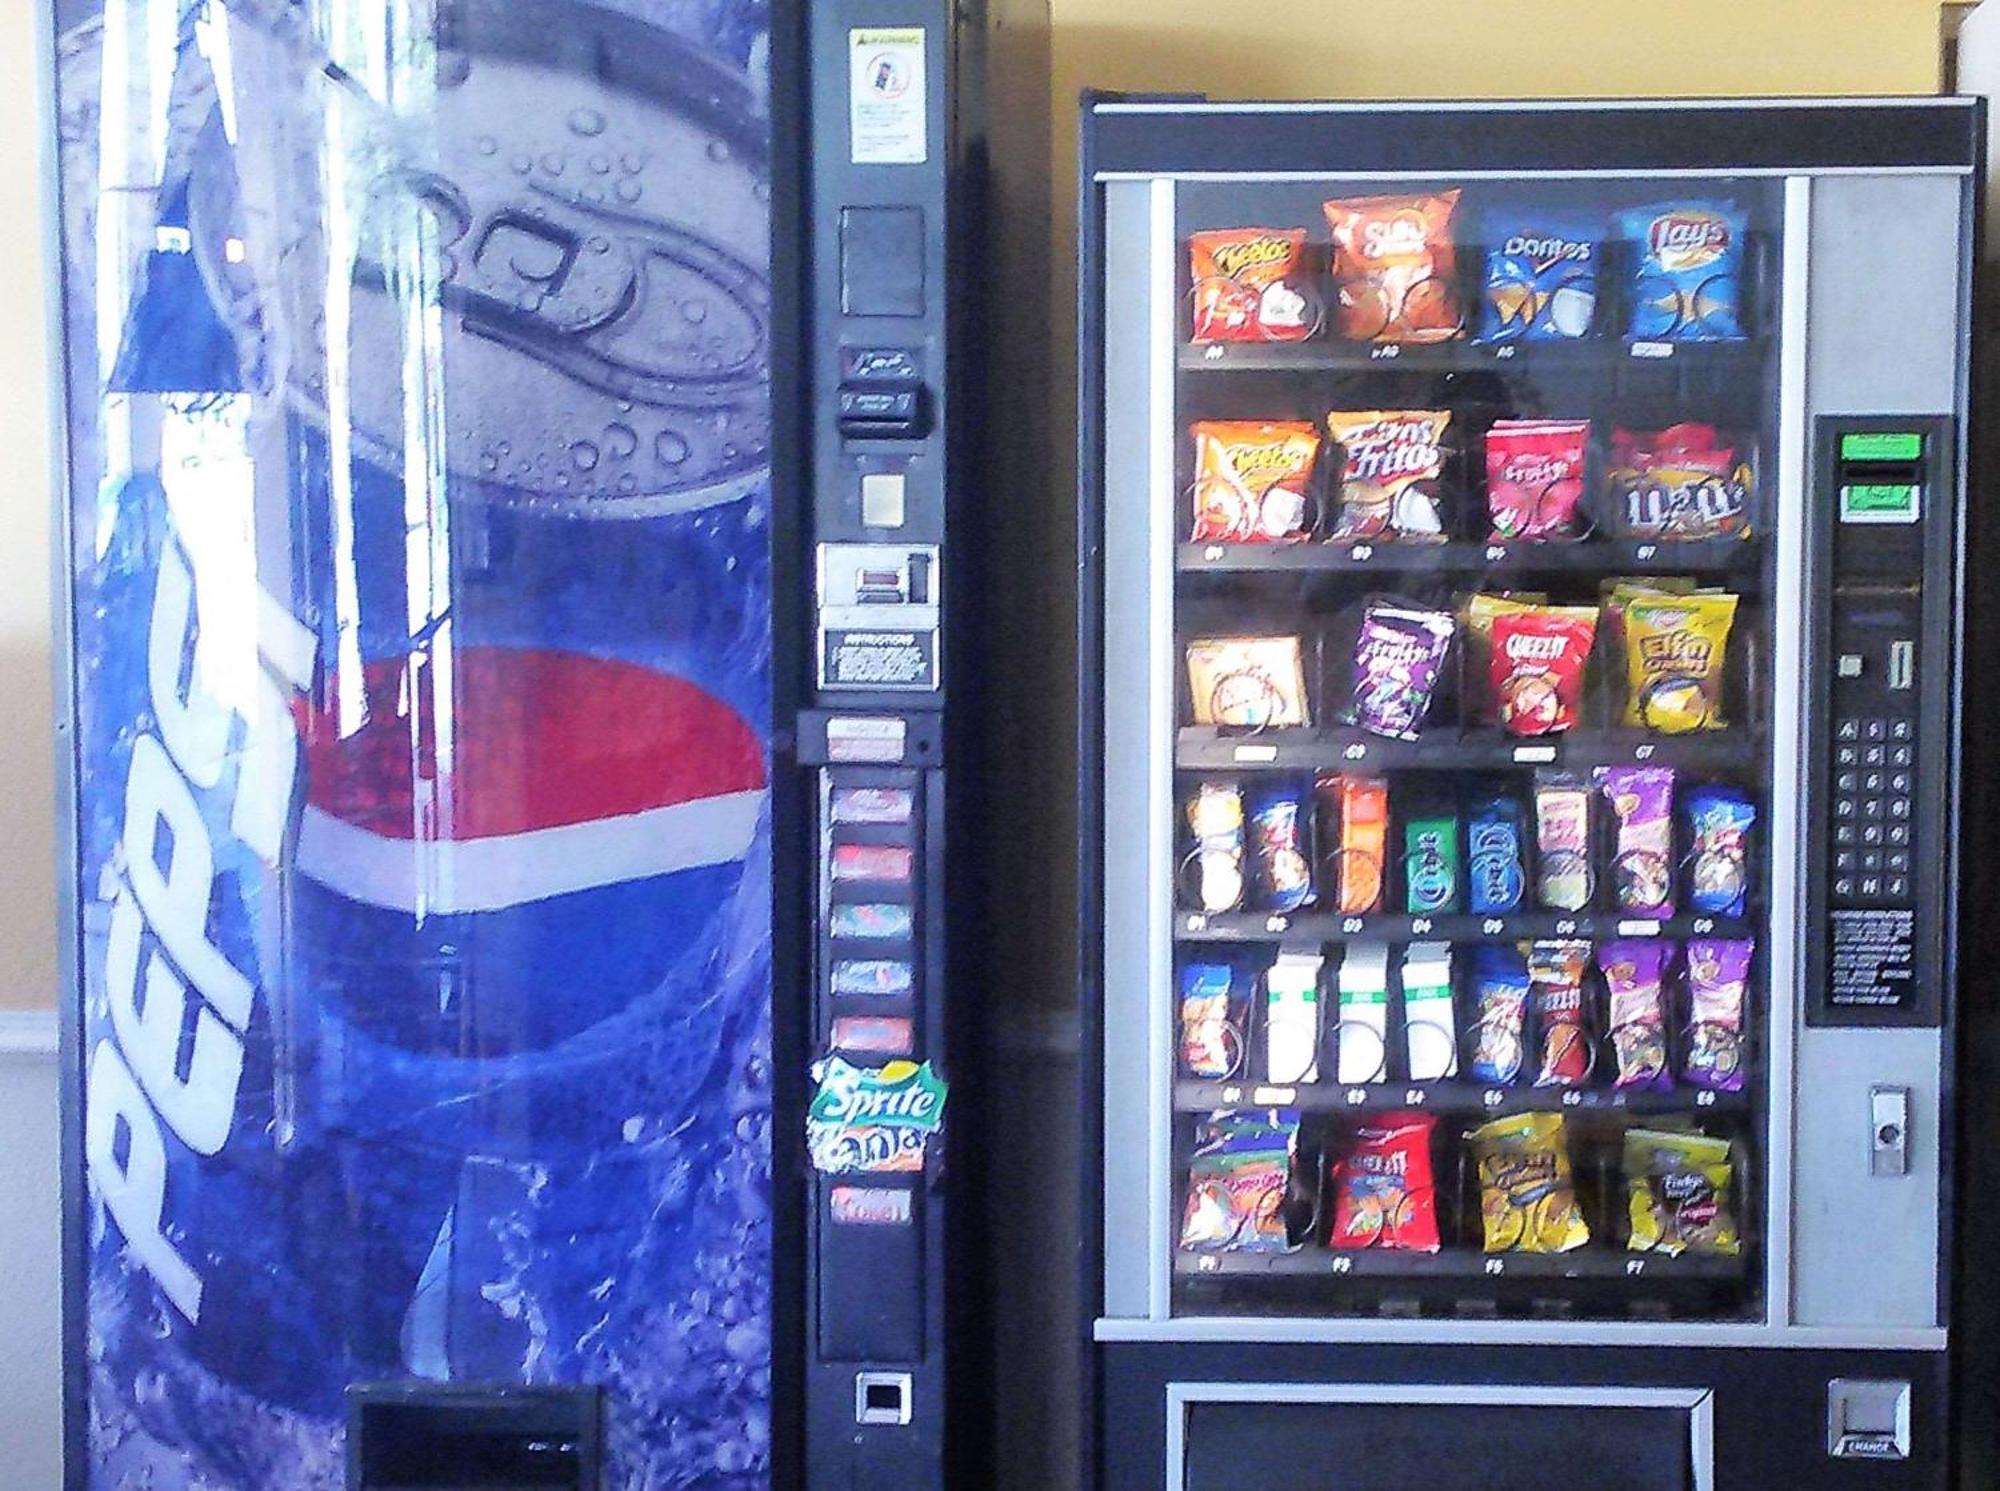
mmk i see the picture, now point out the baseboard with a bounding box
[0,1008,57,1057]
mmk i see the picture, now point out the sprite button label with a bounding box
[808,1057,948,1174]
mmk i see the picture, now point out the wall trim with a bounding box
[0,1008,57,1056]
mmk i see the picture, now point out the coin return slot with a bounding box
[856,1371,914,1427]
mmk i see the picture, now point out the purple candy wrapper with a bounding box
[1343,604,1455,741]
[1685,937,1752,1092]
[1597,765,1676,917]
[1600,939,1673,1092]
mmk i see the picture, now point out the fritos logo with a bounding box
[1648,212,1732,272]
[1211,235,1296,280]
[1342,417,1444,483]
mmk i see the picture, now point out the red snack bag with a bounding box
[1322,191,1464,344]
[1485,419,1590,542]
[1491,605,1598,736]
[1329,1112,1440,1252]
[1530,941,1593,1087]
[1190,422,1322,542]
[1190,229,1317,344]
[1608,423,1755,540]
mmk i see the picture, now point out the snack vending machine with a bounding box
[47,1,983,1487]
[1078,98,1985,1489]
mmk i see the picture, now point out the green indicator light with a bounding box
[1844,484,1917,513]
[1841,432,1924,463]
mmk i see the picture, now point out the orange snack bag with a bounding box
[1190,422,1322,542]
[1190,228,1316,343]
[1322,191,1464,343]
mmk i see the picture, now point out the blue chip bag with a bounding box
[1683,785,1757,918]
[1467,797,1528,914]
[1470,943,1532,1086]
[1476,213,1599,343]
[1618,201,1748,342]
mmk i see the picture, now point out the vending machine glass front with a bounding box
[1107,175,1792,1323]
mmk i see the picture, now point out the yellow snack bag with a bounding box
[1625,1129,1741,1258]
[1621,592,1739,734]
[1470,1111,1591,1254]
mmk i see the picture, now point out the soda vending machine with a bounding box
[46,1,983,1487]
[1077,98,1986,1488]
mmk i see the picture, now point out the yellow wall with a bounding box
[0,0,57,1015]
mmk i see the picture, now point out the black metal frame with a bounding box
[1074,91,1989,1491]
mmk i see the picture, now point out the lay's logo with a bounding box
[1648,211,1732,272]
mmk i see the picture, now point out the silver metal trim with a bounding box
[1164,1381,1716,1491]
[1095,97,1977,116]
[1099,1316,1949,1352]
[1096,166,1973,183]
[853,1371,914,1428]
[1771,175,1813,1328]
[1144,177,1177,1321]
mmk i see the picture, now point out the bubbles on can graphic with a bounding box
[58,2,775,1486]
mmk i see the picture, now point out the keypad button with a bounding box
[1838,746,1860,766]
[1890,746,1913,767]
[1834,877,1856,898]
[1835,799,1857,818]
[1837,720,1861,741]
[1862,825,1885,845]
[1861,877,1881,898]
[1861,851,1883,872]
[1890,772,1912,793]
[1887,851,1911,873]
[1890,798,1911,819]
[1887,824,1910,846]
[1866,720,1889,741]
[1863,772,1883,792]
[1836,851,1857,871]
[1864,746,1887,766]
[1891,720,1914,741]
[1887,877,1910,900]
[1836,772,1858,791]
[1835,825,1857,845]
[1863,799,1885,819]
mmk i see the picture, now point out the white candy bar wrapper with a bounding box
[1337,942,1390,1085]
[1402,941,1459,1082]
[1264,950,1323,1085]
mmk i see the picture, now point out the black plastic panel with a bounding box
[1086,99,1981,178]
[1805,416,1957,1028]
[1185,1399,1691,1491]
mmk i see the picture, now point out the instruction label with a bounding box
[1829,908,1917,1008]
[849,27,928,165]
[822,629,937,691]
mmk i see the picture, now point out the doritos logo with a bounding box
[1503,234,1592,275]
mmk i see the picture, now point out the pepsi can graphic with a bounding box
[55,1,777,1486]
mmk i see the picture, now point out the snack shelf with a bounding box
[1173,1247,1744,1280]
[1177,726,1761,774]
[1174,1078,1749,1118]
[1176,537,1759,577]
[1175,909,1752,944]
[1177,338,1768,376]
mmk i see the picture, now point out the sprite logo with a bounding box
[808,1058,948,1175]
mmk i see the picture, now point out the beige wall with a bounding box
[0,0,56,1015]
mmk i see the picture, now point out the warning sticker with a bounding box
[849,27,928,166]
[822,629,937,691]
[1829,908,1917,1008]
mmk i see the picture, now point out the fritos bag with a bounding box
[1326,410,1450,543]
[1190,421,1322,543]
[1323,191,1464,343]
[1191,228,1316,343]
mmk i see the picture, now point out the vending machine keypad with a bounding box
[1808,418,1953,1027]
